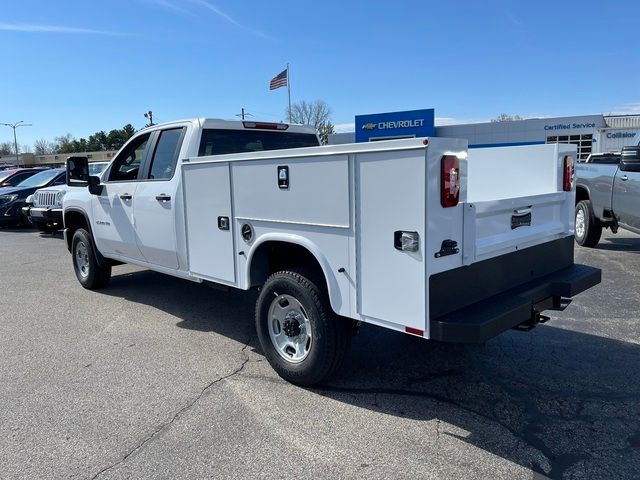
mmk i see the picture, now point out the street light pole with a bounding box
[144,111,154,126]
[1,121,32,166]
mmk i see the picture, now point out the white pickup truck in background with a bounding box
[63,118,601,385]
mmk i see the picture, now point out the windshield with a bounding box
[0,171,13,182]
[89,162,109,175]
[198,129,319,156]
[16,170,63,188]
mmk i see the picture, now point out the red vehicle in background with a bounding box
[0,168,46,188]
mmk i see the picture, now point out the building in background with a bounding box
[0,150,118,168]
[330,111,640,160]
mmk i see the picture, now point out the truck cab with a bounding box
[64,119,319,270]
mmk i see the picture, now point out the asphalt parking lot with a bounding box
[1,229,639,480]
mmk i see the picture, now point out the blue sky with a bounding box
[1,0,639,148]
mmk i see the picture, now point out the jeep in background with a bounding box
[575,146,640,246]
[23,162,109,233]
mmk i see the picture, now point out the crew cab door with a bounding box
[92,133,152,260]
[613,148,640,231]
[133,127,186,269]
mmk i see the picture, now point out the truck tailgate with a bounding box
[462,192,572,264]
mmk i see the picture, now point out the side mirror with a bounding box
[620,146,640,173]
[88,176,103,195]
[66,156,90,186]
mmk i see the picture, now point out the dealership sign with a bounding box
[355,109,435,142]
[606,131,636,139]
[544,122,597,131]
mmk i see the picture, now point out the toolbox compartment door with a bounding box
[355,149,426,331]
[182,162,236,283]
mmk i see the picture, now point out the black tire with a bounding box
[71,228,111,289]
[575,200,602,248]
[255,269,351,386]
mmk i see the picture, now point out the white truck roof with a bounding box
[138,118,317,136]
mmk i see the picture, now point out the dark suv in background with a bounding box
[0,168,46,188]
[0,168,66,227]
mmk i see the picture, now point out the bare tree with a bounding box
[34,138,57,155]
[491,113,524,122]
[0,141,14,155]
[21,144,32,154]
[286,100,335,144]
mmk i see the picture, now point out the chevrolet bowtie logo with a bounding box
[362,123,377,130]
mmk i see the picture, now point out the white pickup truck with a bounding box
[63,118,601,385]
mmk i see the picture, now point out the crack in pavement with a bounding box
[317,383,553,474]
[89,338,253,480]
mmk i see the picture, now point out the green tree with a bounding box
[55,134,76,154]
[87,131,108,151]
[122,124,136,138]
[53,124,137,154]
[317,122,335,145]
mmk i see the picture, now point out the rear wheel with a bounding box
[255,269,351,386]
[575,200,602,247]
[71,228,111,289]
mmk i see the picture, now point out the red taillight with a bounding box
[441,155,460,208]
[243,121,289,130]
[563,155,574,192]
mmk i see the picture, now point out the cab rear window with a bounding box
[198,129,319,156]
[589,154,620,164]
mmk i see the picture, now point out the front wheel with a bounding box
[575,200,602,248]
[255,269,351,386]
[71,228,111,289]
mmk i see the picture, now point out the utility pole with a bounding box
[144,110,154,126]
[235,108,253,120]
[1,121,32,166]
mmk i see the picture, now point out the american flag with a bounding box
[269,68,288,90]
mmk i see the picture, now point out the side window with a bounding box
[147,128,184,180]
[108,134,151,182]
[10,172,31,185]
[52,174,66,186]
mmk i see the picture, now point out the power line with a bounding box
[235,108,254,120]
[241,109,281,120]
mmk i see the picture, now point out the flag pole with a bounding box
[287,63,292,123]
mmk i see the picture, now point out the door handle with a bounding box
[218,216,230,230]
[621,175,629,181]
[119,193,132,200]
[155,194,171,202]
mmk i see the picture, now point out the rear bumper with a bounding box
[429,236,601,343]
[430,263,601,343]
